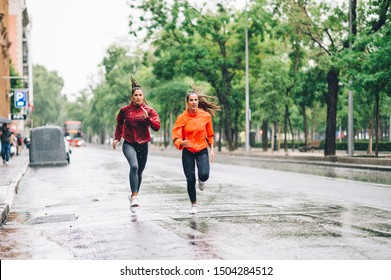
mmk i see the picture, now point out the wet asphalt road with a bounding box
[0,145,390,259]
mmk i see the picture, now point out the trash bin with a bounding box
[250,130,256,147]
[29,126,69,167]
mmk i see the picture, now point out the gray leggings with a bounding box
[122,141,148,193]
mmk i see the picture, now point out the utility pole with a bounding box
[245,0,250,152]
[348,0,354,156]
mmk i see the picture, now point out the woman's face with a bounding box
[132,89,144,106]
[187,93,199,112]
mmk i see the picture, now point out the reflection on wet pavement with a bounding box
[221,157,391,186]
[0,146,390,260]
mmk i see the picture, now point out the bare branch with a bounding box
[301,28,331,56]
[325,28,335,49]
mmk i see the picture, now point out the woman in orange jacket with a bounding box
[172,84,221,214]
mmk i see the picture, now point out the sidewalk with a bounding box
[0,151,29,224]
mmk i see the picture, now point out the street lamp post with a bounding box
[348,0,354,156]
[245,0,250,152]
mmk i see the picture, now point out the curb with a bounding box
[221,154,391,172]
[0,162,29,225]
[149,148,391,171]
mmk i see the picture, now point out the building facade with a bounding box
[9,0,29,77]
[7,0,32,132]
[0,0,11,120]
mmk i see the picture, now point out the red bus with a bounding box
[64,120,84,147]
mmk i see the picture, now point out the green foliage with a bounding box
[253,56,289,122]
[42,0,390,153]
[32,65,65,126]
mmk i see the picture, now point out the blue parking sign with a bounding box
[14,90,27,108]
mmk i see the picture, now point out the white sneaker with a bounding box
[198,180,205,191]
[189,204,197,214]
[130,196,139,213]
[5,161,9,166]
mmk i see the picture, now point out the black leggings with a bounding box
[122,141,148,193]
[182,148,210,203]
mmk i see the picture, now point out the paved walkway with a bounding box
[0,151,29,224]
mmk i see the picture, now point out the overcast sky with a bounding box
[26,0,131,98]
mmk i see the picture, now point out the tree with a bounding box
[32,65,65,126]
[148,79,189,147]
[86,44,145,143]
[129,0,271,151]
[336,0,391,156]
[252,56,289,150]
[282,0,390,156]
[345,24,391,156]
[279,0,349,155]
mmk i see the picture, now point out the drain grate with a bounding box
[27,213,77,225]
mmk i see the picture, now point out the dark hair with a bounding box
[131,76,143,95]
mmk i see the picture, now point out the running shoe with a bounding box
[198,180,205,191]
[130,196,139,213]
[189,204,197,214]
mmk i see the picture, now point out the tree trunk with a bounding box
[273,121,278,151]
[284,104,288,153]
[301,104,308,146]
[234,106,240,147]
[100,129,106,145]
[288,115,295,151]
[216,40,235,151]
[375,91,379,157]
[368,118,373,155]
[324,67,339,156]
[262,119,268,151]
[218,111,223,152]
[379,113,383,141]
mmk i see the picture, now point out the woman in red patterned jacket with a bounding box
[113,77,160,213]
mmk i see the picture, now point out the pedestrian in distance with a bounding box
[112,77,161,213]
[16,133,24,155]
[0,123,12,165]
[172,82,221,214]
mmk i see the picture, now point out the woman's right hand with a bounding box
[112,140,119,149]
[181,139,192,148]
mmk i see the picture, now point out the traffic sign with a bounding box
[11,113,27,120]
[14,90,27,108]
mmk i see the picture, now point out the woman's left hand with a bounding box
[141,106,149,119]
[210,149,215,163]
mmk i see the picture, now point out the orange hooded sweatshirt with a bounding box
[172,109,214,153]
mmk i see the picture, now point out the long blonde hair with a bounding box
[187,81,221,116]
